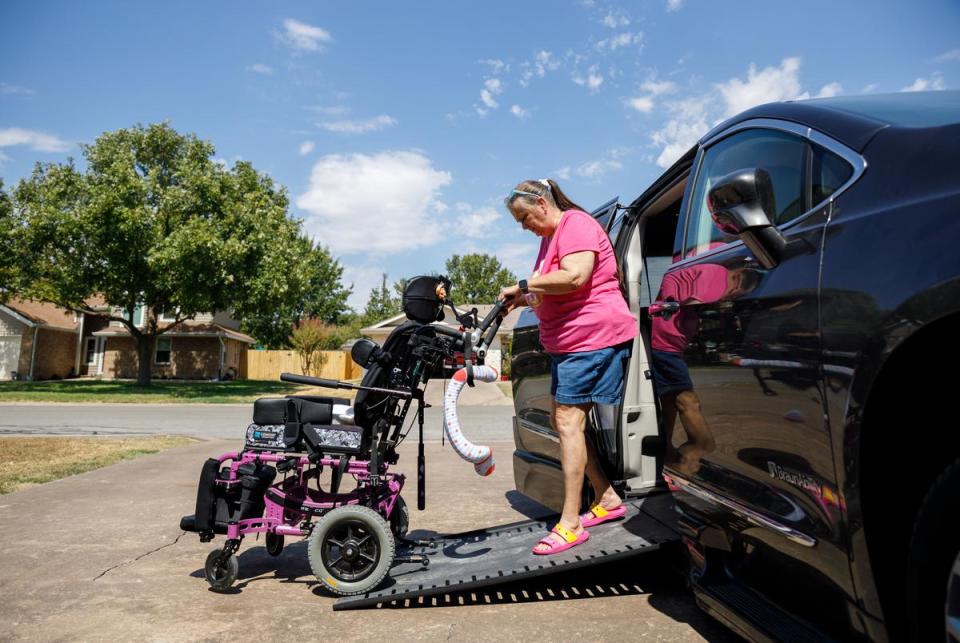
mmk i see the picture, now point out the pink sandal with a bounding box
[532,523,589,555]
[580,503,627,528]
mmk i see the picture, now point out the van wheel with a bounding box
[906,459,960,642]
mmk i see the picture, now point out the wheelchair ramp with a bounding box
[333,492,679,610]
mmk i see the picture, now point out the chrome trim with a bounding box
[516,417,559,442]
[670,118,868,270]
[664,472,817,548]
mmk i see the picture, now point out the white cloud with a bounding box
[0,150,11,162]
[667,0,685,11]
[601,12,630,28]
[299,141,315,155]
[278,18,332,52]
[510,104,529,119]
[641,79,677,96]
[901,72,946,92]
[554,166,572,180]
[933,48,960,63]
[342,265,389,311]
[580,0,595,6]
[576,149,627,179]
[296,150,452,255]
[521,50,560,86]
[494,242,538,278]
[310,105,350,117]
[572,65,604,93]
[453,202,502,238]
[0,82,35,95]
[716,57,803,117]
[862,83,879,93]
[484,78,504,94]
[627,79,676,114]
[628,96,655,113]
[650,96,710,168]
[321,115,398,134]
[480,90,499,109]
[247,63,273,74]
[480,59,508,74]
[0,127,72,153]
[596,32,643,52]
[815,82,843,98]
[475,107,490,118]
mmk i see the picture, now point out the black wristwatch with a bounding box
[518,279,529,294]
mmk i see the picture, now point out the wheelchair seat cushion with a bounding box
[302,424,364,454]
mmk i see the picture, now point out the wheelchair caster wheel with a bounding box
[308,505,395,596]
[204,548,239,591]
[265,532,284,557]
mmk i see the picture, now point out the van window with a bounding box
[683,129,808,259]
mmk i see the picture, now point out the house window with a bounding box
[159,308,178,323]
[84,337,97,365]
[122,305,145,327]
[155,337,172,364]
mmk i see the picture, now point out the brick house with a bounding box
[0,299,86,380]
[0,299,254,381]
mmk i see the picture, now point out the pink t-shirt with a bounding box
[531,210,638,353]
[651,263,730,353]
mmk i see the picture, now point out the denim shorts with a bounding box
[549,341,632,405]
[650,349,693,396]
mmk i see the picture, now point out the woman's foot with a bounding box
[533,520,587,555]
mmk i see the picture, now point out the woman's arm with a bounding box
[528,251,595,294]
[498,252,596,310]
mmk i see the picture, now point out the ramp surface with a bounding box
[334,492,678,610]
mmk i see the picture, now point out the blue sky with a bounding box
[1,1,958,309]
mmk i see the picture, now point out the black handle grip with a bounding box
[431,324,462,339]
[280,372,341,389]
[479,299,506,333]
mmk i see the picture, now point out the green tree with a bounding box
[10,122,348,384]
[290,318,337,376]
[0,180,19,298]
[360,273,401,326]
[444,253,517,304]
[240,238,351,349]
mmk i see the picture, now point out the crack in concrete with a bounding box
[92,531,186,581]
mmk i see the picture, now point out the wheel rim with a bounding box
[322,518,380,582]
[947,550,960,642]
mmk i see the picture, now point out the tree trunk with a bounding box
[136,334,153,386]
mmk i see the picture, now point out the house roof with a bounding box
[93,321,256,344]
[1,299,80,331]
[360,304,523,337]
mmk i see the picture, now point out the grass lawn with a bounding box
[0,435,197,494]
[0,379,358,404]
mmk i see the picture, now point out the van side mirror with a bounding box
[708,168,787,269]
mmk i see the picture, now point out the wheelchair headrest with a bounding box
[403,275,450,323]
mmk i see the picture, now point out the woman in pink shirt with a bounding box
[500,178,638,555]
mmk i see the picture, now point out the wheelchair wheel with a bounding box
[204,548,238,591]
[308,505,395,596]
[389,495,409,540]
[265,532,284,557]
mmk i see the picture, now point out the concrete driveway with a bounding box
[0,404,739,641]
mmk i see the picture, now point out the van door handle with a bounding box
[649,300,680,319]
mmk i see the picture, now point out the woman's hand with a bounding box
[499,284,525,312]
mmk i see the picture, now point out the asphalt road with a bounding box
[0,403,516,442]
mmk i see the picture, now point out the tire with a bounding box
[389,495,409,540]
[906,458,960,642]
[308,505,395,596]
[204,549,239,591]
[265,532,284,557]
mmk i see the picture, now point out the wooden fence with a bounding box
[243,350,362,381]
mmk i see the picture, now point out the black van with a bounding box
[511,91,960,642]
